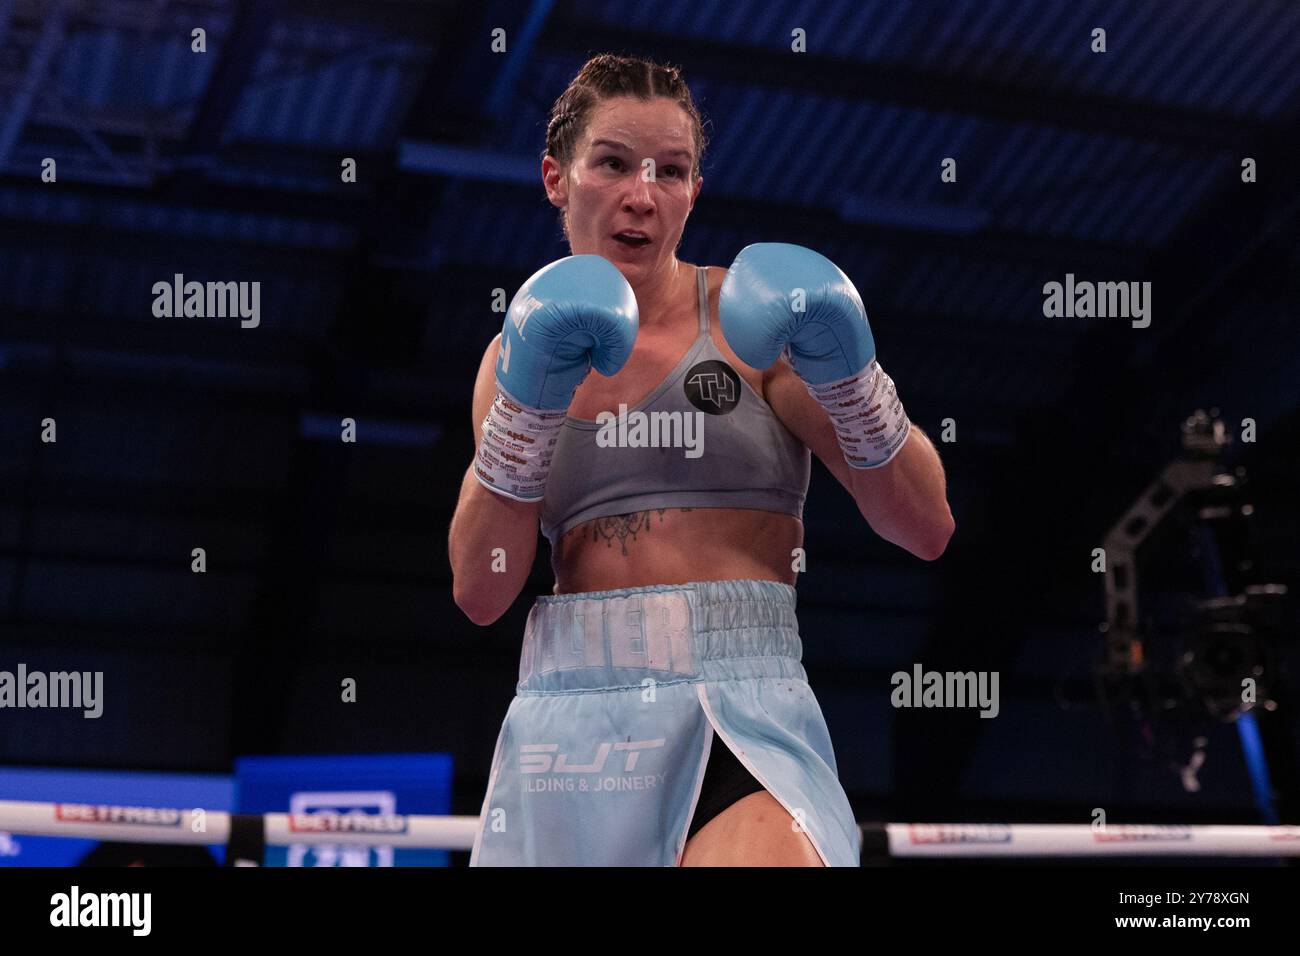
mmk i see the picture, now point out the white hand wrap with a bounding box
[473,388,568,502]
[805,359,911,469]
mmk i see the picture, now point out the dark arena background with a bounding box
[0,0,1298,926]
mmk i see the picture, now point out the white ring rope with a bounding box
[0,800,480,850]
[884,822,1300,857]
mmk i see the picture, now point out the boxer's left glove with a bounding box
[719,243,910,469]
[475,255,638,501]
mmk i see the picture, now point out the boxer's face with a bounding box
[545,96,702,286]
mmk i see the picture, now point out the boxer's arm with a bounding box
[764,357,954,561]
[449,333,541,626]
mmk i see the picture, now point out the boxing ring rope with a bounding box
[0,800,480,851]
[4,800,1300,858]
[879,822,1300,857]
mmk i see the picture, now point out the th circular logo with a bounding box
[683,360,741,415]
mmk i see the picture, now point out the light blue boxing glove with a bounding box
[720,243,910,468]
[496,255,639,409]
[475,255,638,501]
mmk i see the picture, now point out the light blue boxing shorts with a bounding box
[469,578,861,866]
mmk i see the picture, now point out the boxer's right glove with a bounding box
[474,255,639,502]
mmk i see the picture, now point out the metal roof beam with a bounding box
[0,0,68,167]
[539,17,1285,154]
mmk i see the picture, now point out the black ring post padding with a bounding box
[859,823,891,866]
[224,813,266,867]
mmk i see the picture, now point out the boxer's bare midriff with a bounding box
[549,264,802,595]
[551,507,802,594]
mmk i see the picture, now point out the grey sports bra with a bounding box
[539,266,811,548]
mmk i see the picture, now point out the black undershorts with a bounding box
[686,738,766,840]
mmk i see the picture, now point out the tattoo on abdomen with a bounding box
[581,508,694,557]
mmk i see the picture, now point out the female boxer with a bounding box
[450,54,953,866]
